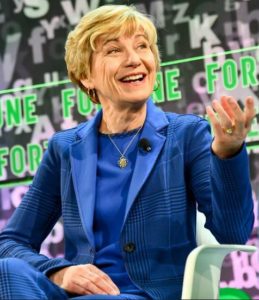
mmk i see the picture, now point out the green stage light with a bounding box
[219,287,252,300]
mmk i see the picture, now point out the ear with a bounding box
[80,78,94,90]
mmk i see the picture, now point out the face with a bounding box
[82,30,156,108]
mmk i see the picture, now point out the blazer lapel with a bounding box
[69,100,169,243]
[70,113,102,247]
[123,99,169,226]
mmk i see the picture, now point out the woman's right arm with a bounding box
[0,134,120,295]
[0,135,73,275]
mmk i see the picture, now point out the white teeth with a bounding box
[122,74,144,82]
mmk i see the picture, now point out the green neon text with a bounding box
[206,56,259,94]
[152,68,182,103]
[0,94,39,128]
[0,143,47,177]
[61,88,94,118]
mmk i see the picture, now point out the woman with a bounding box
[0,4,255,300]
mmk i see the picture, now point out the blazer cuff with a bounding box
[210,142,250,195]
[39,258,74,277]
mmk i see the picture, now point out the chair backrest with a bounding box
[196,211,218,245]
[181,211,257,299]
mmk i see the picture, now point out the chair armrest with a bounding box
[181,245,256,300]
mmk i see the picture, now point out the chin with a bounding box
[126,96,150,105]
[124,90,152,102]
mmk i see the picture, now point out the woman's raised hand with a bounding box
[49,264,120,296]
[206,95,256,158]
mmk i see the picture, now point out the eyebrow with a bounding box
[103,34,148,46]
[103,38,119,46]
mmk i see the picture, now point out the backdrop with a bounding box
[0,0,258,298]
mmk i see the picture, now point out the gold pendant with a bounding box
[118,156,128,168]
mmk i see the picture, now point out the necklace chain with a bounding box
[108,126,142,168]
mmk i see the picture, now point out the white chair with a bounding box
[181,212,256,299]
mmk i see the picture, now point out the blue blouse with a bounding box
[94,128,147,296]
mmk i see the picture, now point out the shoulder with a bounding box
[162,111,212,161]
[164,111,210,136]
[48,122,87,152]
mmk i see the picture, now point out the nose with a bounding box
[124,48,141,67]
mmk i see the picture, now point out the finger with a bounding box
[87,264,119,289]
[83,265,120,295]
[220,95,235,120]
[61,278,90,295]
[76,276,109,295]
[226,97,245,131]
[244,97,256,129]
[82,270,119,295]
[206,105,225,138]
[70,280,91,295]
[211,99,233,129]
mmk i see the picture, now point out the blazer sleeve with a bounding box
[0,135,73,276]
[185,118,254,244]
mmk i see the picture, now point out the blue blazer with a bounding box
[0,99,254,299]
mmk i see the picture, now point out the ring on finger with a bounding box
[223,125,235,135]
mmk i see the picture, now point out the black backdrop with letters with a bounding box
[0,1,258,297]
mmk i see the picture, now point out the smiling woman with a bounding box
[80,32,157,132]
[65,5,160,98]
[65,5,160,134]
[0,4,255,300]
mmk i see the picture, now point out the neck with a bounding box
[99,101,147,134]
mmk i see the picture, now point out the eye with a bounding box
[138,42,149,49]
[107,48,121,54]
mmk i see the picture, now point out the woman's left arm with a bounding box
[206,95,255,159]
[205,96,255,243]
[187,95,255,244]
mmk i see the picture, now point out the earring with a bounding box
[90,89,96,100]
[87,88,98,103]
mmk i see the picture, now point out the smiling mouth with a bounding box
[120,74,146,83]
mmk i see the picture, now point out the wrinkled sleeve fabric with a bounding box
[185,117,254,244]
[0,135,73,276]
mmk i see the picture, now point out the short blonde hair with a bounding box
[65,5,160,103]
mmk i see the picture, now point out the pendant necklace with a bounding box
[108,126,142,168]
